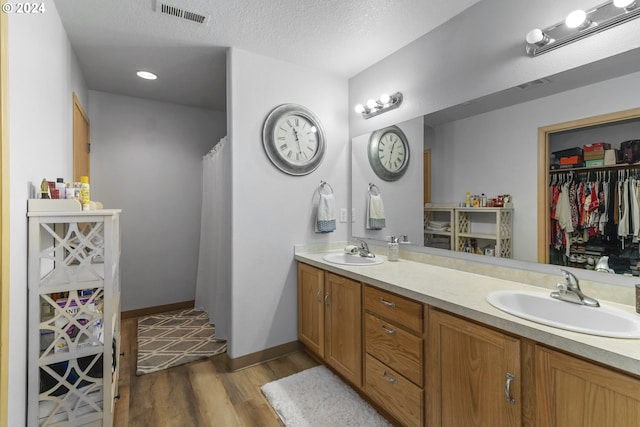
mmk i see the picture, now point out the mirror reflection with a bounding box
[351,117,424,245]
[351,68,640,277]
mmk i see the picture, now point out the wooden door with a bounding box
[424,149,431,205]
[536,345,640,427]
[73,92,90,182]
[297,263,325,357]
[427,309,521,427]
[325,272,362,387]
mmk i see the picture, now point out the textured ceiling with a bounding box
[54,0,482,111]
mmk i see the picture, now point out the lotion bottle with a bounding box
[387,236,399,262]
[80,176,90,210]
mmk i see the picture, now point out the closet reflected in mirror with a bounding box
[541,108,640,276]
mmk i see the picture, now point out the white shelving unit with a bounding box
[27,203,122,427]
[455,207,513,258]
[423,205,456,250]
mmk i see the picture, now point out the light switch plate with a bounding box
[339,208,347,223]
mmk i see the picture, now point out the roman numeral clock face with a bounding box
[262,104,326,176]
[275,115,318,165]
[368,125,410,181]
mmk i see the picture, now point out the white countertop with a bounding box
[295,250,640,377]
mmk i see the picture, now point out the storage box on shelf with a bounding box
[27,202,121,427]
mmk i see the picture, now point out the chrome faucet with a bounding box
[550,270,600,307]
[357,239,375,258]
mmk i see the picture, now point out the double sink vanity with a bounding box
[295,246,640,427]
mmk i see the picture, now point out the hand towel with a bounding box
[316,193,336,233]
[367,193,386,230]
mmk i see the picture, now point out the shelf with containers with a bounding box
[27,201,122,427]
[454,207,513,258]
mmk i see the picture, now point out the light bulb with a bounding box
[614,0,637,8]
[565,10,588,29]
[526,29,543,44]
[366,99,377,109]
[380,93,391,104]
[354,104,365,114]
[136,70,158,80]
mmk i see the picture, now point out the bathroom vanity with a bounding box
[295,250,640,427]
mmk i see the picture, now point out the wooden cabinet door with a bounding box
[427,309,521,427]
[536,345,640,427]
[325,272,362,387]
[297,263,324,357]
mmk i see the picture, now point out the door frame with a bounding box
[73,92,90,182]
[0,10,10,425]
[536,106,640,263]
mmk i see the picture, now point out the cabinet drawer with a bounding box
[365,313,423,386]
[365,354,423,427]
[364,285,422,333]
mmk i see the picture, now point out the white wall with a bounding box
[89,91,226,311]
[227,48,349,358]
[352,116,424,243]
[428,71,640,262]
[349,0,640,137]
[7,3,88,424]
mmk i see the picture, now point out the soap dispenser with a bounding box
[388,236,399,262]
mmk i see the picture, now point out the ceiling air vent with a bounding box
[517,78,551,90]
[153,0,209,24]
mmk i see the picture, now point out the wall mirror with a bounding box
[351,117,424,245]
[350,58,640,287]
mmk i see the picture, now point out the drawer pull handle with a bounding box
[325,292,330,307]
[381,324,396,335]
[316,289,321,303]
[380,298,396,308]
[382,370,398,384]
[505,373,516,404]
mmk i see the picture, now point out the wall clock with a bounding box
[368,125,410,181]
[262,103,326,176]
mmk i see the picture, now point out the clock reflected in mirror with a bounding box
[368,125,410,181]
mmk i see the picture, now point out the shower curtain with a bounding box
[195,136,230,340]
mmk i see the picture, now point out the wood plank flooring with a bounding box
[115,316,319,427]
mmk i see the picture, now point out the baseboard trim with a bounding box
[225,340,304,372]
[121,300,194,319]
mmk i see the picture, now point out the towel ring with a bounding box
[319,180,334,195]
[368,183,380,196]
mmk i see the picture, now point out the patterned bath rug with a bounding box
[136,309,227,376]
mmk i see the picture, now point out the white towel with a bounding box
[367,193,386,230]
[316,193,336,233]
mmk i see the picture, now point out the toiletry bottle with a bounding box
[40,178,50,199]
[465,192,471,207]
[388,236,399,262]
[80,176,90,210]
[55,178,66,199]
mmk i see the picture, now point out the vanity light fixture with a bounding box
[354,92,403,119]
[525,0,640,57]
[136,70,158,80]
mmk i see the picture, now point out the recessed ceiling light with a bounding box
[136,71,158,80]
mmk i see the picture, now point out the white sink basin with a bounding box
[322,252,384,266]
[486,290,640,339]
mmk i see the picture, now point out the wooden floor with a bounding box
[114,316,319,427]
